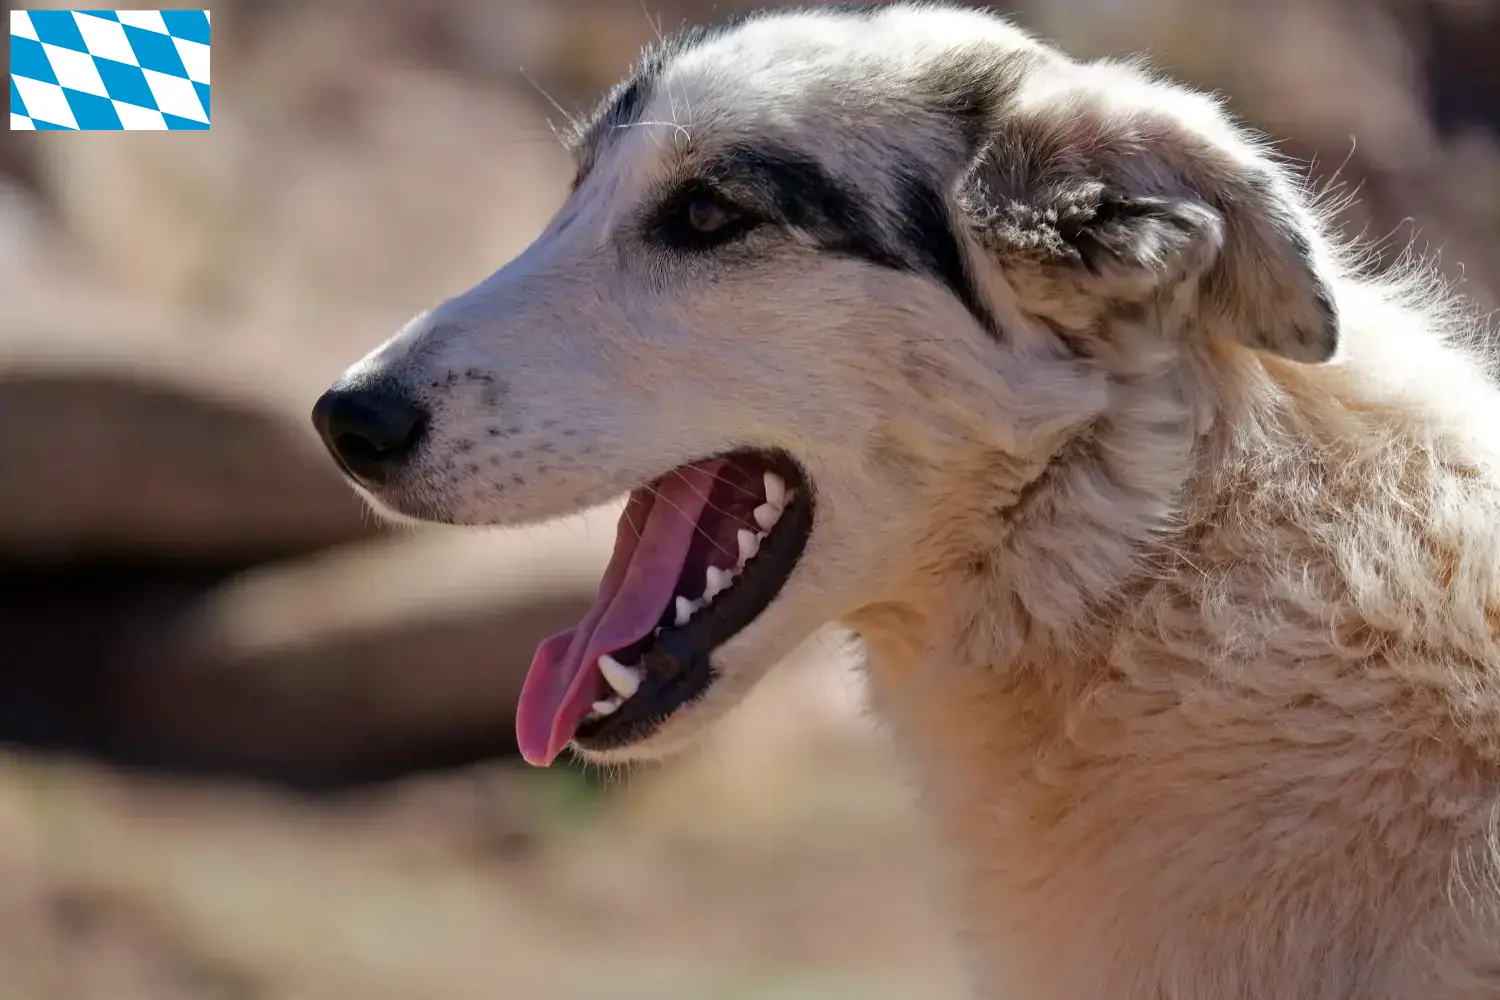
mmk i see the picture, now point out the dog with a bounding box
[312,3,1500,996]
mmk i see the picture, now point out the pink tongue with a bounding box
[515,462,725,766]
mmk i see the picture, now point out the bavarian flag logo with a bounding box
[11,9,210,130]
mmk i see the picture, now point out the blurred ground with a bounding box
[0,0,1498,996]
[0,646,970,1000]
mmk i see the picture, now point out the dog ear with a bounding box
[956,110,1341,364]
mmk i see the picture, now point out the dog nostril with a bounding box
[311,381,429,485]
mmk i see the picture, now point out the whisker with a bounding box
[642,484,738,562]
[667,471,752,532]
[518,66,579,136]
[641,1,666,45]
[682,464,775,506]
[704,470,765,503]
[615,119,693,145]
[670,466,776,523]
[622,493,647,543]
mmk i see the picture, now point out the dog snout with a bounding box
[311,378,429,485]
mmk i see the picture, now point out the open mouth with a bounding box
[514,450,813,766]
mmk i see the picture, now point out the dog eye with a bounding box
[686,198,737,233]
[651,189,758,250]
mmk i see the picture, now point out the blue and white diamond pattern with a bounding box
[11,9,210,130]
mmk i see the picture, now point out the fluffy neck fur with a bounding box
[846,267,1500,998]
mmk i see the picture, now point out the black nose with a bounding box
[311,380,429,484]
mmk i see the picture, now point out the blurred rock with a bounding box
[104,510,621,785]
[0,364,374,564]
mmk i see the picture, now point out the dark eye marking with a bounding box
[642,139,1000,338]
[647,183,762,251]
[891,165,1000,338]
[711,143,880,238]
[725,145,999,338]
[644,141,895,262]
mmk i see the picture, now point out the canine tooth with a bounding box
[753,503,781,531]
[704,565,731,601]
[736,528,761,565]
[674,595,697,626]
[763,471,787,508]
[590,698,622,717]
[598,654,641,698]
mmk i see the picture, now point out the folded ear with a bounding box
[959,109,1341,364]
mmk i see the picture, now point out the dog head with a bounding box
[313,2,1340,766]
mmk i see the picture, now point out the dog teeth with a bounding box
[736,528,762,566]
[763,471,786,508]
[753,503,781,532]
[590,697,622,717]
[692,521,776,612]
[598,654,642,698]
[704,565,732,601]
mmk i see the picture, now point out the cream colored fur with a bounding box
[326,4,1500,996]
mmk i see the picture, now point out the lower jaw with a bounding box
[571,628,717,753]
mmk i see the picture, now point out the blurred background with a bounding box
[1,0,1497,996]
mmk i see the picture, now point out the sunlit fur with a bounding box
[329,3,1500,996]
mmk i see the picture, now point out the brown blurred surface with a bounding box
[1,0,1497,996]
